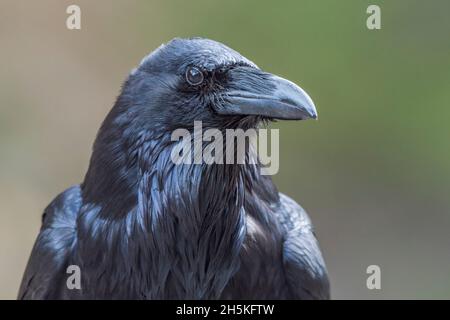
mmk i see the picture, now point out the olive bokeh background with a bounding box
[1,0,449,299]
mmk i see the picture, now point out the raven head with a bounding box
[124,37,317,131]
[83,38,317,211]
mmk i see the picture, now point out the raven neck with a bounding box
[134,134,252,298]
[82,126,270,298]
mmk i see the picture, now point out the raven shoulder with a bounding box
[18,185,81,299]
[275,193,330,299]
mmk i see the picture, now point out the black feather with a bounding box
[18,38,329,300]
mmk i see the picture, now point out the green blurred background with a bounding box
[1,0,449,299]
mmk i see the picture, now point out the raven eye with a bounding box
[185,66,204,86]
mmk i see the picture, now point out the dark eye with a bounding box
[185,66,204,86]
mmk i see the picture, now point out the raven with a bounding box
[18,38,329,299]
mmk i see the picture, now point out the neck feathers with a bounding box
[136,136,249,298]
[83,127,254,298]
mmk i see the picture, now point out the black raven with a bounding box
[18,38,329,299]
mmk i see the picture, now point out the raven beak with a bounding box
[218,72,317,120]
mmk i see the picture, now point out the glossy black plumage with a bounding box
[18,38,329,299]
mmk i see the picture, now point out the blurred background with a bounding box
[1,0,449,299]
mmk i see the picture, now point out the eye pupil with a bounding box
[186,67,204,85]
